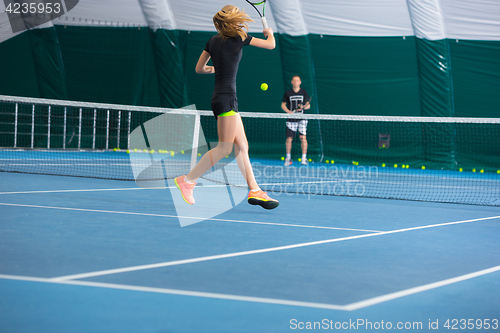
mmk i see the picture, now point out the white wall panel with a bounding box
[441,0,500,40]
[407,0,446,40]
[1,0,499,41]
[301,0,414,37]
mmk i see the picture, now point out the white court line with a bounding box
[343,264,500,311]
[0,202,378,233]
[0,187,165,195]
[48,215,500,282]
[2,264,500,311]
[0,274,346,311]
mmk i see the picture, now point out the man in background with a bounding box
[281,75,311,166]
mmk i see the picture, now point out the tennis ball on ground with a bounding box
[281,157,285,161]
[198,153,201,156]
[126,150,130,154]
[406,165,409,169]
[472,168,476,172]
[480,169,484,173]
[181,150,184,154]
[353,161,358,165]
[298,158,302,162]
[134,149,137,152]
[497,170,500,174]
[459,168,463,172]
[308,158,312,162]
[394,164,398,168]
[150,149,155,153]
[170,151,175,156]
[382,163,385,167]
[331,160,334,164]
[260,83,268,91]
[326,160,329,164]
[422,166,425,170]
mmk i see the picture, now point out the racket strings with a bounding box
[246,0,266,18]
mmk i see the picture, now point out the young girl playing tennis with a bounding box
[174,5,279,210]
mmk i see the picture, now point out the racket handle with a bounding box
[261,17,268,29]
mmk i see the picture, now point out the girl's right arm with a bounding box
[249,28,275,50]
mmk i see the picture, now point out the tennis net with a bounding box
[1,95,499,206]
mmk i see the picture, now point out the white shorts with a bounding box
[286,119,308,138]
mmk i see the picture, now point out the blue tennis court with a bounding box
[1,170,499,332]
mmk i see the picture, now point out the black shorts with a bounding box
[211,93,238,118]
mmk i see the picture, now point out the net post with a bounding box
[190,111,201,170]
[63,107,67,149]
[78,108,82,149]
[14,103,18,148]
[127,111,131,150]
[106,109,110,150]
[31,104,35,149]
[92,109,96,149]
[47,106,51,149]
[117,111,121,149]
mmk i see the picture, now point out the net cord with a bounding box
[1,95,499,124]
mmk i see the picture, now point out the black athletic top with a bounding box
[283,88,310,121]
[204,34,253,94]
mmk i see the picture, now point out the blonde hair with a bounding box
[213,5,254,40]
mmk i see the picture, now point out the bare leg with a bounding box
[186,115,238,182]
[232,114,259,191]
[300,135,308,155]
[286,137,293,155]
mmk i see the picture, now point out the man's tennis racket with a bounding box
[245,0,268,29]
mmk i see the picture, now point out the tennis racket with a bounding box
[245,0,268,29]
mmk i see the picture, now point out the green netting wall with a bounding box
[1,27,500,173]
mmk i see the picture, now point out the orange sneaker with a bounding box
[174,176,196,205]
[248,190,279,210]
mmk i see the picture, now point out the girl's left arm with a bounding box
[196,51,215,74]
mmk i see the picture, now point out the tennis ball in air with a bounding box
[261,83,268,91]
